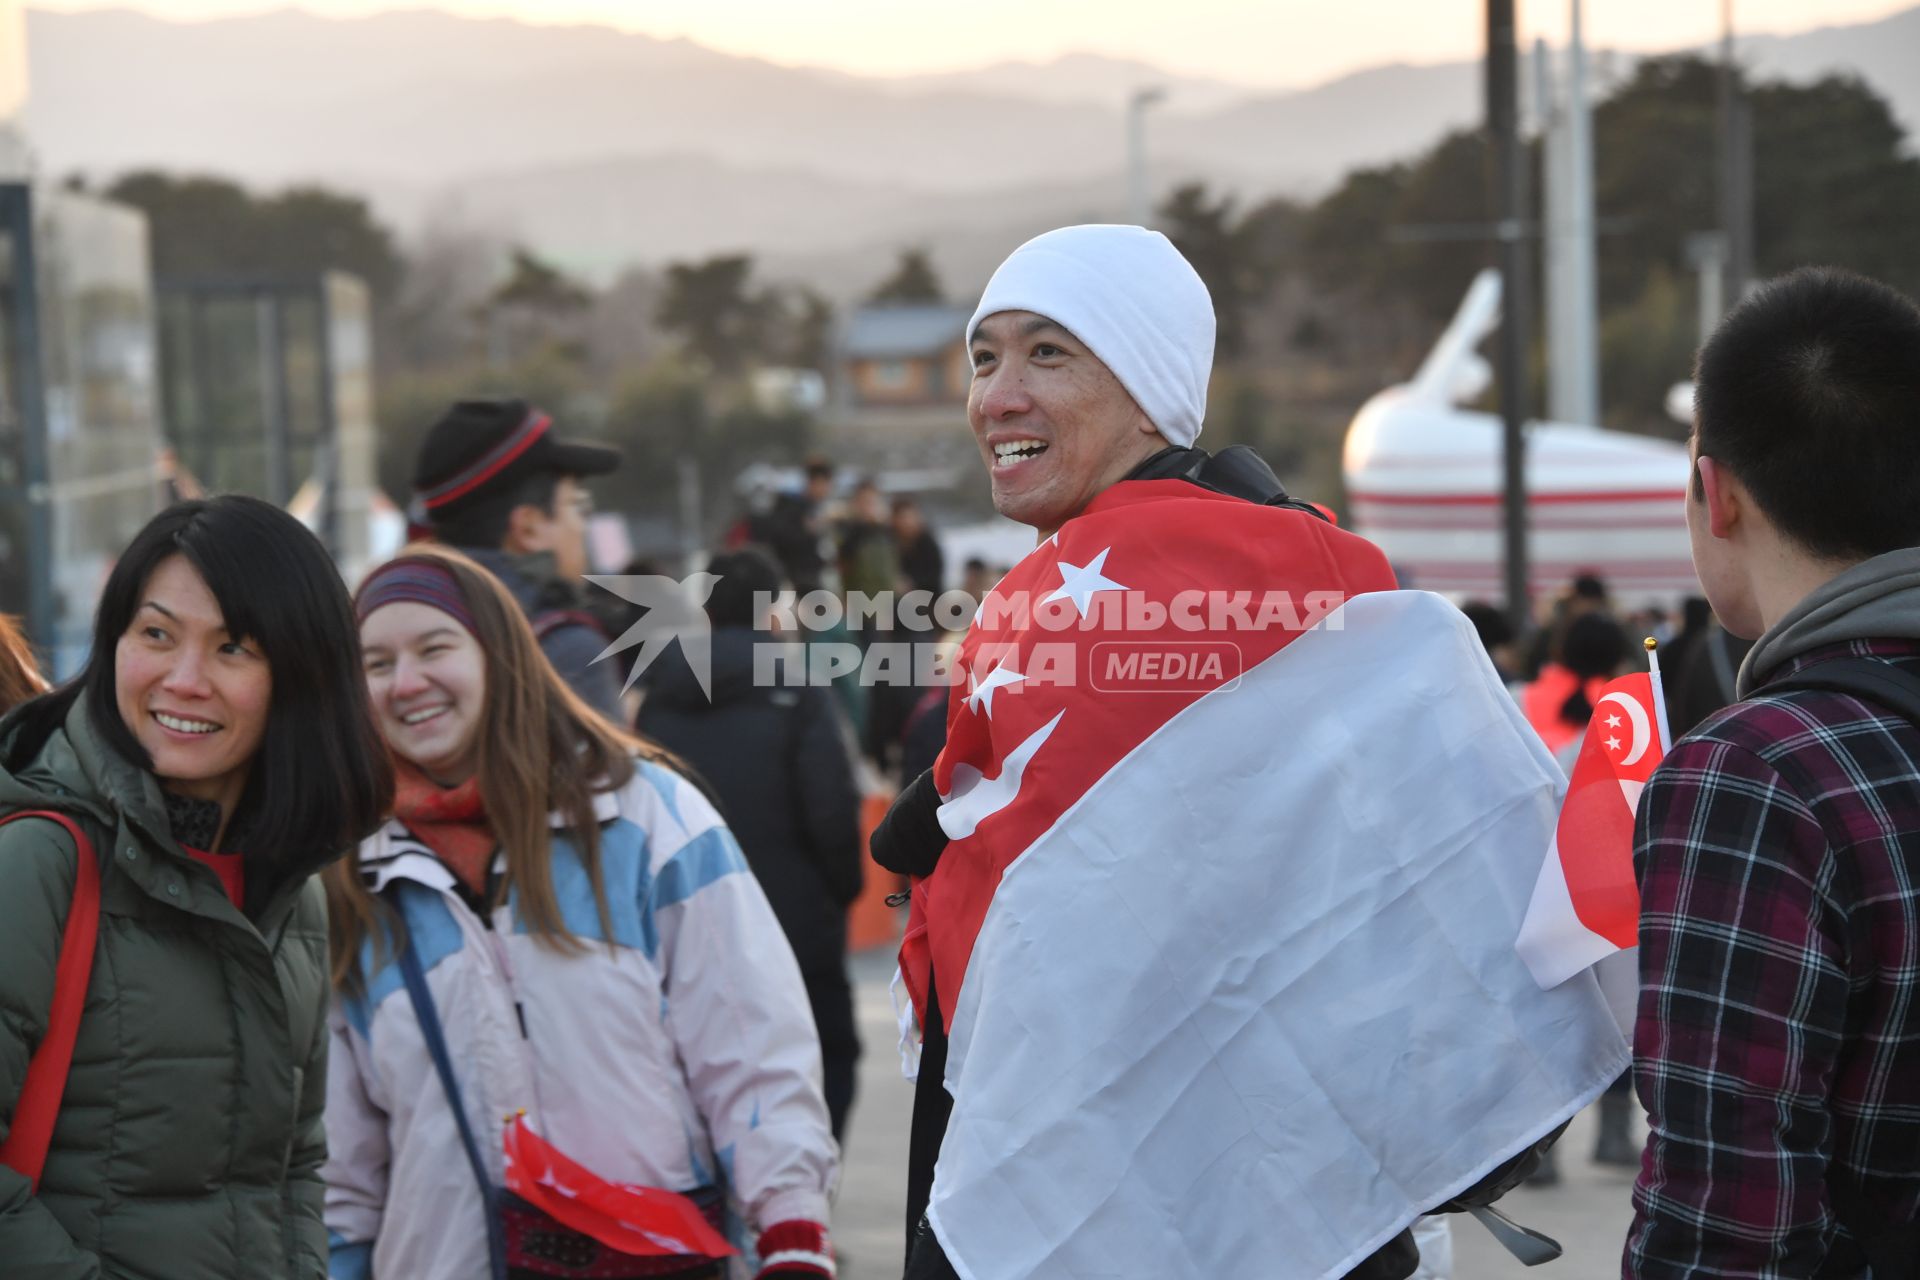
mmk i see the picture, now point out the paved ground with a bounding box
[831,951,917,1280]
[830,949,1639,1280]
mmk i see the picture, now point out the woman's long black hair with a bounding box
[8,496,393,873]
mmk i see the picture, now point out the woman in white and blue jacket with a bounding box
[322,547,838,1280]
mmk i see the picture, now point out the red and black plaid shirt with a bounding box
[1625,639,1920,1279]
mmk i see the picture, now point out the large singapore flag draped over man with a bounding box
[899,481,1629,1279]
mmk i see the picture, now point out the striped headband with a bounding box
[355,558,478,636]
[417,408,552,512]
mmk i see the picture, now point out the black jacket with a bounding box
[638,628,864,976]
[897,531,946,598]
[755,494,829,593]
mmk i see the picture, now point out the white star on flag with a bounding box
[1046,547,1127,617]
[966,661,1027,717]
[1605,736,1622,752]
[1606,713,1623,729]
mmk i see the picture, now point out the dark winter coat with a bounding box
[0,699,336,1279]
[755,493,829,593]
[896,530,946,598]
[638,627,863,977]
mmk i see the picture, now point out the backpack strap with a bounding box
[1760,655,1920,1275]
[0,810,100,1192]
[1766,656,1920,727]
[531,608,610,644]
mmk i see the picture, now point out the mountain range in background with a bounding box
[18,5,1920,297]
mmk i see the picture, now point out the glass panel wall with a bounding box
[34,189,165,672]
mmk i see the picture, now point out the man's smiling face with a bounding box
[966,310,1166,540]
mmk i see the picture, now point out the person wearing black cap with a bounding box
[412,397,626,720]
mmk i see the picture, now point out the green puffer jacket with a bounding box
[0,699,335,1279]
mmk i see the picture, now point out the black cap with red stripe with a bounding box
[411,398,621,521]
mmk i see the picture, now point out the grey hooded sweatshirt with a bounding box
[1737,546,1920,698]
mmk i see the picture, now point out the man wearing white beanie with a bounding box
[965,224,1213,523]
[875,226,1628,1280]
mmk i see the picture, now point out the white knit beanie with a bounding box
[965,224,1216,447]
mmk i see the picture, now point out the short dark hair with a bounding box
[1695,267,1920,560]
[1460,600,1514,653]
[704,546,786,629]
[431,469,561,549]
[1556,612,1630,726]
[1559,612,1628,680]
[1570,573,1609,602]
[10,497,393,878]
[803,456,834,484]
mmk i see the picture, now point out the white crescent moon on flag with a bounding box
[1597,691,1652,766]
[938,711,1065,841]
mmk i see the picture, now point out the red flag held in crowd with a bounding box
[1517,663,1671,988]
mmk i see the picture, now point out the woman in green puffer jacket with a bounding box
[0,495,393,1279]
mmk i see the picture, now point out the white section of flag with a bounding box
[927,591,1629,1280]
[1515,733,1648,1026]
[1515,829,1625,990]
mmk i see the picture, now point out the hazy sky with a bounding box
[28,1,1909,87]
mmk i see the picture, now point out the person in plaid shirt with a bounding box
[1627,268,1920,1278]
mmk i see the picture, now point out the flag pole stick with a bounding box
[1644,636,1674,753]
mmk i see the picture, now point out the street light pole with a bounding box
[1127,87,1166,227]
[1718,0,1754,305]
[1488,0,1531,633]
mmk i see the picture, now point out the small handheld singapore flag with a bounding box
[1516,657,1671,989]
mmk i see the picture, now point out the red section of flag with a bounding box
[500,1115,736,1260]
[1556,671,1665,948]
[901,479,1398,1030]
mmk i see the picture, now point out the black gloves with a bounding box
[870,768,947,878]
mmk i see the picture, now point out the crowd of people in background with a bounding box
[3,245,1918,1280]
[0,387,1005,1279]
[0,462,1881,1280]
[1471,574,1754,747]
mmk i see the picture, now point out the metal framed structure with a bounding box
[157,272,379,578]
[0,181,167,668]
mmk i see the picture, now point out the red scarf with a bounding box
[392,763,495,896]
[182,845,246,908]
